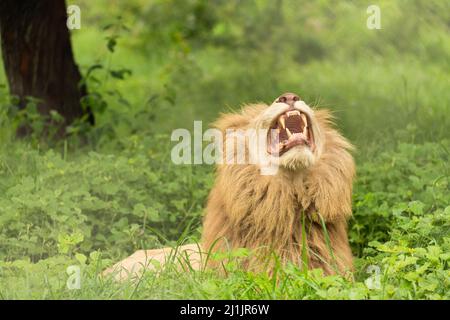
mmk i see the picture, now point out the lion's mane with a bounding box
[202,104,355,275]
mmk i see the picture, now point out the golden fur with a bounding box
[202,102,355,276]
[103,97,355,281]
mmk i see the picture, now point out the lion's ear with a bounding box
[212,104,267,132]
[306,113,355,221]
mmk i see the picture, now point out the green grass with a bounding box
[0,138,448,299]
[0,0,449,299]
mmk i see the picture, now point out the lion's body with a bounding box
[103,99,356,281]
[202,104,355,275]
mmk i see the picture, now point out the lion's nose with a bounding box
[276,92,300,106]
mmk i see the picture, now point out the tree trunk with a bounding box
[0,0,94,135]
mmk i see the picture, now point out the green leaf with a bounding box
[409,201,424,215]
[75,253,87,265]
[106,36,117,52]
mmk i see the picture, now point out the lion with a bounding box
[103,92,355,280]
[202,92,355,276]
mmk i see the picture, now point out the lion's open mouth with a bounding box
[267,109,315,156]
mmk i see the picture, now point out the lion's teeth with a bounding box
[286,128,292,137]
[287,110,301,117]
[304,127,308,139]
[301,114,308,127]
[279,117,286,129]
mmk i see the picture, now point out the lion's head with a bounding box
[214,92,328,174]
[252,92,324,171]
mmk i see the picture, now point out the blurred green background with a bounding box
[72,0,450,146]
[2,0,447,149]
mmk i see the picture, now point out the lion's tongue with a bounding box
[268,132,308,155]
[284,132,308,149]
[282,114,307,144]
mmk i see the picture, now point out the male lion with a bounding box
[203,92,355,276]
[104,93,355,280]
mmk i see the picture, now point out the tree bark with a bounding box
[0,0,94,135]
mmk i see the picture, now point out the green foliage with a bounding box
[1,138,448,299]
[0,139,212,262]
[350,141,450,255]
